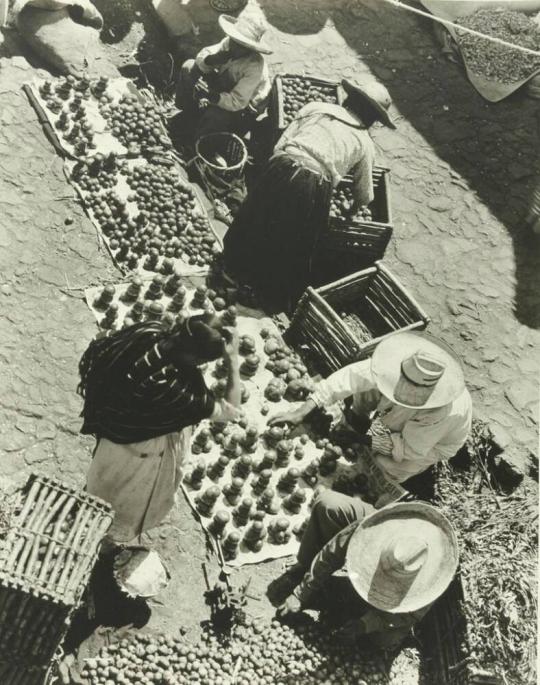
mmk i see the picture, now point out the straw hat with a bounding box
[113,546,170,599]
[346,502,459,613]
[218,14,272,54]
[370,331,465,409]
[341,78,396,129]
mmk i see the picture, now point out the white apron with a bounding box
[86,427,192,543]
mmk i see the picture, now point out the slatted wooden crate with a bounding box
[329,168,393,232]
[286,262,430,375]
[0,473,113,607]
[314,168,393,284]
[269,73,344,137]
[421,577,503,685]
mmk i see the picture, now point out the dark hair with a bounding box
[170,314,224,364]
[344,94,379,128]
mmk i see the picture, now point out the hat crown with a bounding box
[401,352,445,388]
[359,80,392,111]
[382,536,428,576]
[233,16,266,43]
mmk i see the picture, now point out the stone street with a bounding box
[0,0,538,657]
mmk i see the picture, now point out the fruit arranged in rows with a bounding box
[330,184,373,223]
[91,280,234,332]
[80,619,395,685]
[73,157,219,270]
[40,77,98,156]
[280,76,340,126]
[99,93,172,155]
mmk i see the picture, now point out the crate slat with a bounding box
[288,262,429,375]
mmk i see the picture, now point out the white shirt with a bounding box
[312,359,473,482]
[195,38,271,113]
[275,102,376,204]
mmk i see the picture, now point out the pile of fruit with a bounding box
[99,93,172,155]
[259,329,315,402]
[90,280,234,332]
[72,157,219,270]
[79,618,411,685]
[280,76,340,126]
[455,8,540,83]
[329,183,373,223]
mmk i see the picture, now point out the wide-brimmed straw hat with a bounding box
[370,331,465,409]
[346,501,459,613]
[218,14,272,54]
[342,78,396,129]
[113,546,170,599]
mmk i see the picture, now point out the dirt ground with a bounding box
[0,0,538,675]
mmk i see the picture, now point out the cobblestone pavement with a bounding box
[0,0,538,662]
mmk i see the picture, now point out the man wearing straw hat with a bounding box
[270,332,472,483]
[176,14,272,136]
[276,499,459,649]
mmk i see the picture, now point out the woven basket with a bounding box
[195,132,248,180]
[421,577,504,685]
[0,473,113,606]
[286,262,430,375]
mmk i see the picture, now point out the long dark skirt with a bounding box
[223,154,332,312]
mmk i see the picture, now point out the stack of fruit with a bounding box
[280,76,340,126]
[329,184,373,223]
[79,618,404,685]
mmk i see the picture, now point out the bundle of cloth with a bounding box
[13,0,118,77]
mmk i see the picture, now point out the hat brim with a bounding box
[342,79,396,129]
[370,331,465,409]
[219,15,273,54]
[346,502,459,613]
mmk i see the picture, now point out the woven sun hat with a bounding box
[370,331,465,410]
[341,78,396,129]
[113,546,170,599]
[218,14,272,54]
[346,501,459,613]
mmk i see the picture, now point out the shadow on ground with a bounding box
[253,0,540,329]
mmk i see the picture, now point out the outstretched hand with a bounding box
[276,595,302,618]
[268,410,302,427]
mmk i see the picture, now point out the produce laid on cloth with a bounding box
[70,155,219,274]
[80,618,420,685]
[30,75,172,158]
[84,281,222,331]
[455,8,540,83]
[279,75,341,127]
[432,422,537,685]
[182,320,405,566]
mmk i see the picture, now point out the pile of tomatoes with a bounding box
[281,76,339,126]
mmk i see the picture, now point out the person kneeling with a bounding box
[277,491,458,650]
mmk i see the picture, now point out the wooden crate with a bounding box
[328,167,393,233]
[286,262,430,375]
[421,577,504,685]
[0,473,113,607]
[269,73,344,136]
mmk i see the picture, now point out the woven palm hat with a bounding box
[342,78,396,129]
[218,14,272,54]
[346,502,459,613]
[370,331,465,409]
[113,546,170,598]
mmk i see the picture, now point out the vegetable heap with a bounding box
[80,618,420,685]
[280,76,340,126]
[330,184,373,224]
[455,9,540,83]
[73,157,219,270]
[99,93,172,156]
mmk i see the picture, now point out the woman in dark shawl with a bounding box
[78,314,240,542]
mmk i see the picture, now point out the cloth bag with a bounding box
[14,0,117,77]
